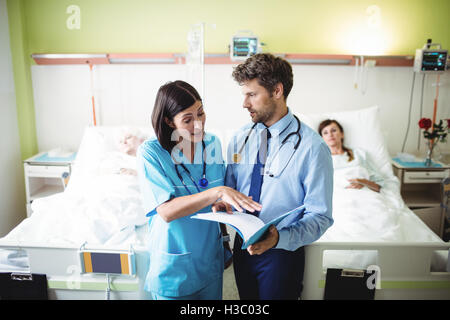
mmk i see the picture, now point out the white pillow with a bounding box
[296,106,394,179]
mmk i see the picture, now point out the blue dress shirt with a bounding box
[225,109,334,251]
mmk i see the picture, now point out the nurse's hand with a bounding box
[215,186,262,213]
[247,225,279,256]
[212,200,233,214]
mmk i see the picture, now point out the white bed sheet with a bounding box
[0,126,152,271]
[319,166,444,271]
[3,175,148,247]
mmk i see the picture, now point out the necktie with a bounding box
[247,128,271,216]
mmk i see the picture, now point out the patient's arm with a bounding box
[347,178,381,192]
[119,168,137,176]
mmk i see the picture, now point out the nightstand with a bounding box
[391,158,450,238]
[24,151,76,217]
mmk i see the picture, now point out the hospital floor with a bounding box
[223,263,239,300]
[223,228,239,300]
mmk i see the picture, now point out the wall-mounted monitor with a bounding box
[414,48,448,73]
[231,36,259,61]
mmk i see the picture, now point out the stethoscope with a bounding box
[232,115,302,167]
[174,140,208,195]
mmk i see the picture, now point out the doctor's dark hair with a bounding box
[232,53,293,100]
[318,119,354,162]
[151,80,202,152]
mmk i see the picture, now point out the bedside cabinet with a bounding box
[391,158,450,238]
[24,152,76,217]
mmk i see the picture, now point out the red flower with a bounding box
[447,119,450,128]
[418,118,432,130]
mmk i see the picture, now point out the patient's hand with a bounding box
[119,168,137,176]
[346,179,364,190]
[347,179,380,192]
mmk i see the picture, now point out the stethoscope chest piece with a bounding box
[198,177,209,188]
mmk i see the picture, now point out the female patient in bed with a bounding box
[316,119,406,242]
[318,119,383,193]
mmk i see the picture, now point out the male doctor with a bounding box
[225,53,334,300]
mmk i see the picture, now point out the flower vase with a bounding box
[424,141,435,167]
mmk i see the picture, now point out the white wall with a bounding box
[31,61,450,160]
[0,0,26,236]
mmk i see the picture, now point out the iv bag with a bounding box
[186,23,204,98]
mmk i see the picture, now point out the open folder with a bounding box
[191,205,305,249]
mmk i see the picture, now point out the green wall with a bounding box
[7,0,37,160]
[7,0,450,158]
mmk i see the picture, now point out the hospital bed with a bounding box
[298,106,450,299]
[0,126,153,299]
[0,107,449,299]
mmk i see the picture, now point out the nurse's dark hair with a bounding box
[151,80,201,152]
[318,119,354,162]
[232,53,293,100]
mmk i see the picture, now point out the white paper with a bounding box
[192,211,264,241]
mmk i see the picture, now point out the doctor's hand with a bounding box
[213,187,262,214]
[247,225,279,256]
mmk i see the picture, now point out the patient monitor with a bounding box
[414,39,448,73]
[231,31,260,61]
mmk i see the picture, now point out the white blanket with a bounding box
[3,160,147,247]
[320,157,439,243]
[320,187,403,242]
[318,157,442,270]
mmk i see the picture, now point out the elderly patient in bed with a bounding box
[4,129,148,246]
[99,131,145,176]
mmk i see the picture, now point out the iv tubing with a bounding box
[89,64,97,126]
[430,74,440,148]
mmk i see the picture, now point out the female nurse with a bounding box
[137,80,262,300]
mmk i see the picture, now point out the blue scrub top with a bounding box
[136,132,225,297]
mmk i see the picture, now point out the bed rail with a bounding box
[0,241,150,299]
[1,240,449,299]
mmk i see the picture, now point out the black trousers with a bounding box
[232,235,305,300]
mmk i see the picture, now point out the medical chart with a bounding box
[191,205,305,249]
